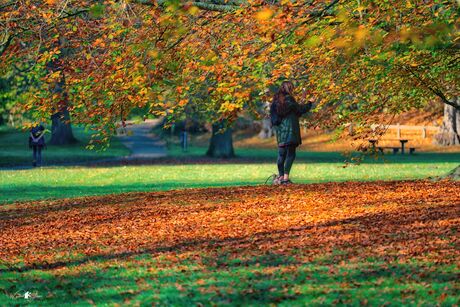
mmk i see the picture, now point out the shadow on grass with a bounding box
[64,152,460,167]
[1,150,459,170]
[7,261,460,304]
[1,248,458,305]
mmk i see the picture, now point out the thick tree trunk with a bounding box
[434,97,460,146]
[50,106,77,145]
[47,36,77,145]
[446,165,460,180]
[48,71,77,145]
[206,122,235,158]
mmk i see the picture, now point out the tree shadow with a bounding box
[1,151,458,170]
[1,249,458,305]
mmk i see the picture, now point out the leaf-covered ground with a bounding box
[1,180,459,305]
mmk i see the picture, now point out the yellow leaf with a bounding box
[148,50,159,58]
[255,8,273,21]
[188,5,199,15]
[354,26,369,42]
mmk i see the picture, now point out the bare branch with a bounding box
[404,65,460,111]
[133,0,242,11]
[0,0,18,10]
[0,33,14,57]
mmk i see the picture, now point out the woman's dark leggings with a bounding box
[32,146,42,166]
[277,145,296,177]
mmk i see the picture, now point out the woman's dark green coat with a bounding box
[274,95,311,147]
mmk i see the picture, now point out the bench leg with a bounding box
[409,148,415,154]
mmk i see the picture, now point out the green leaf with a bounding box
[89,4,104,18]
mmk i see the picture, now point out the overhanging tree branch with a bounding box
[251,0,341,56]
[133,0,242,11]
[280,0,340,42]
[404,65,460,111]
[0,33,14,57]
[0,0,18,10]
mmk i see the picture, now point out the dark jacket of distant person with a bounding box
[29,125,46,148]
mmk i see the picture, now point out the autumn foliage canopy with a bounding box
[1,0,459,142]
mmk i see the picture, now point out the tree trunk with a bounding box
[47,46,77,145]
[0,114,4,126]
[206,121,235,158]
[8,113,14,127]
[446,165,460,180]
[258,117,273,139]
[50,107,77,145]
[434,97,460,146]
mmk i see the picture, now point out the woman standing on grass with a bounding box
[29,123,46,167]
[270,81,313,184]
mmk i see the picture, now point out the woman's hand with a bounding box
[301,88,317,105]
[301,88,309,101]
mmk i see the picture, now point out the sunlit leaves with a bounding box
[1,0,458,146]
[255,8,273,21]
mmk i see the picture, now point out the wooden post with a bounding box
[171,123,175,137]
[181,131,188,151]
[396,123,401,139]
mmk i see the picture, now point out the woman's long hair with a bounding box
[273,81,295,115]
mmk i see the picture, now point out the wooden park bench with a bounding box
[376,146,400,154]
[369,139,417,155]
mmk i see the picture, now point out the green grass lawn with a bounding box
[0,126,130,167]
[1,252,457,305]
[1,144,458,203]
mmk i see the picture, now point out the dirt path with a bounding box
[0,120,167,170]
[117,119,167,159]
